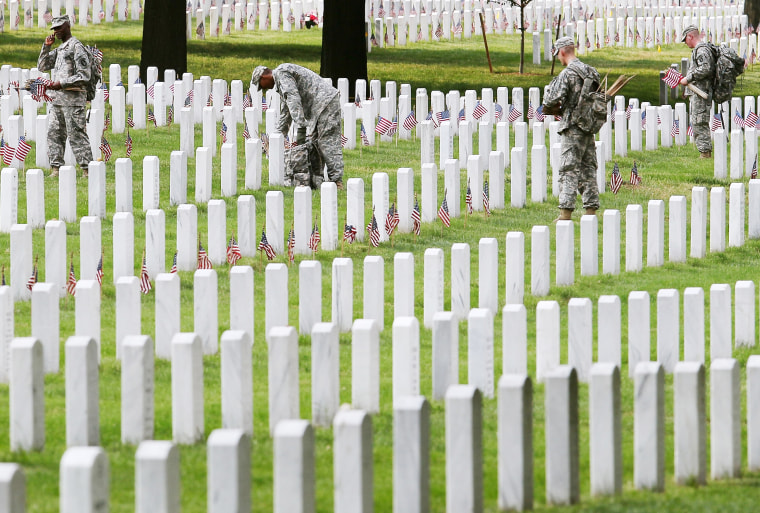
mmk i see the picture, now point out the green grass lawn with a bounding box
[1,22,760,513]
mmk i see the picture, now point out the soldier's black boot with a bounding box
[82,167,88,178]
[49,167,59,178]
[700,150,712,159]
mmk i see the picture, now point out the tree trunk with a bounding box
[140,0,187,81]
[320,0,367,100]
[747,0,760,30]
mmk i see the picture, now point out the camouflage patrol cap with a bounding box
[552,36,575,56]
[250,66,269,91]
[51,15,70,29]
[681,25,699,42]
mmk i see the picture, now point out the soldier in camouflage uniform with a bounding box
[542,36,600,221]
[37,16,93,178]
[251,64,344,189]
[680,25,715,158]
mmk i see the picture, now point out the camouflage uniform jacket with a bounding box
[542,59,591,134]
[37,36,91,106]
[272,63,339,135]
[685,43,715,99]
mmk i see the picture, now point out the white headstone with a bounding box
[311,322,339,428]
[634,362,665,491]
[10,337,45,451]
[268,326,300,435]
[544,366,579,504]
[171,333,204,444]
[221,330,253,436]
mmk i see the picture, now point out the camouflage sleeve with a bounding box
[37,44,56,72]
[277,101,293,135]
[274,71,307,128]
[60,43,91,88]
[686,46,714,83]
[542,73,569,115]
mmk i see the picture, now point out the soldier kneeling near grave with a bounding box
[251,64,344,190]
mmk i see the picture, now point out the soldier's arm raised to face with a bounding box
[686,46,715,83]
[59,43,92,89]
[274,71,307,128]
[37,39,56,72]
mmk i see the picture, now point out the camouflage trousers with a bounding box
[285,140,324,189]
[558,127,600,210]
[48,104,93,169]
[311,96,344,182]
[689,95,712,153]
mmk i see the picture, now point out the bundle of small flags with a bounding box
[662,68,684,88]
[25,78,53,102]
[258,230,276,260]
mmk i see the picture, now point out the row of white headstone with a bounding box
[3,0,142,30]
[2,334,759,512]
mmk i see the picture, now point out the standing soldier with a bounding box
[679,25,715,159]
[37,16,93,178]
[542,36,600,221]
[250,64,344,189]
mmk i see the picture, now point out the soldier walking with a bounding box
[37,16,93,178]
[679,25,715,159]
[251,64,344,189]
[542,37,601,221]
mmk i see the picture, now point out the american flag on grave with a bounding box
[148,108,156,126]
[220,122,228,143]
[385,203,398,236]
[125,131,133,157]
[610,162,623,194]
[465,179,473,214]
[343,222,357,243]
[287,228,295,263]
[366,211,380,247]
[437,194,451,227]
[227,235,242,265]
[472,102,488,120]
[494,103,503,121]
[206,93,213,107]
[426,111,439,129]
[375,115,392,135]
[411,197,421,236]
[535,105,545,122]
[224,92,232,106]
[66,260,77,296]
[436,109,450,125]
[25,261,38,291]
[96,255,104,286]
[625,104,632,119]
[243,93,252,109]
[630,161,642,185]
[170,252,178,273]
[458,108,466,122]
[167,106,174,126]
[710,113,724,132]
[687,124,694,137]
[101,83,109,101]
[185,90,194,107]
[341,134,348,147]
[360,123,370,146]
[308,223,321,251]
[733,109,745,128]
[508,105,522,123]
[752,155,758,179]
[670,120,679,137]
[2,138,17,166]
[258,230,277,260]
[746,109,759,127]
[641,110,647,129]
[146,84,154,99]
[99,137,112,162]
[127,110,135,128]
[14,136,31,163]
[243,121,250,140]
[483,179,491,216]
[104,113,111,132]
[197,241,213,269]
[435,22,443,39]
[662,68,684,88]
[140,254,152,294]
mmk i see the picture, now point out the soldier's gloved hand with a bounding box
[296,126,306,145]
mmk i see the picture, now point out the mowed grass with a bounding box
[1,22,760,513]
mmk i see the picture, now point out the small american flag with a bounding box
[535,105,545,122]
[308,223,321,251]
[458,108,466,122]
[170,252,178,273]
[243,121,250,140]
[258,230,276,260]
[416,28,423,42]
[146,84,154,99]
[366,211,380,247]
[527,102,535,119]
[437,109,450,125]
[66,260,77,296]
[26,261,38,291]
[185,90,193,107]
[483,179,491,216]
[494,103,503,121]
[438,194,451,227]
[435,22,443,39]
[687,124,694,137]
[0,138,14,166]
[287,228,295,263]
[227,235,242,265]
[220,121,228,143]
[28,78,53,102]
[14,136,31,162]
[100,137,112,162]
[610,162,623,194]
[670,120,679,137]
[147,108,156,126]
[662,68,684,88]
[360,123,370,146]
[206,93,213,107]
[473,102,488,120]
[711,113,723,132]
[243,93,252,109]
[752,155,758,179]
[746,109,759,127]
[341,134,348,147]
[197,240,213,269]
[101,83,109,101]
[387,117,398,136]
[641,111,647,129]
[96,255,104,286]
[733,109,745,128]
[375,116,392,135]
[465,179,473,214]
[403,111,418,131]
[125,131,133,157]
[224,92,232,106]
[411,196,421,235]
[167,106,174,126]
[140,254,152,294]
[426,111,440,129]
[630,161,641,186]
[104,114,111,132]
[625,104,632,119]
[508,105,521,123]
[343,223,357,243]
[127,110,135,128]
[385,203,397,236]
